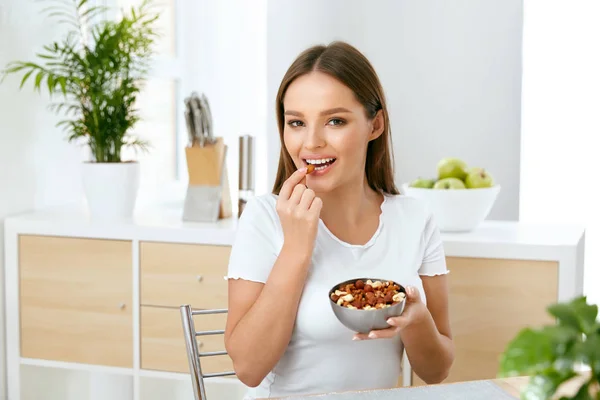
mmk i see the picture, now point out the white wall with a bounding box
[186,0,268,201]
[519,0,600,305]
[266,0,523,220]
[0,1,84,398]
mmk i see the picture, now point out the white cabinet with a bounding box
[4,209,244,400]
[3,209,585,399]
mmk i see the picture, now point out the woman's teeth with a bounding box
[305,158,335,171]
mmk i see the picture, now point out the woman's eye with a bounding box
[328,118,345,126]
[287,120,304,128]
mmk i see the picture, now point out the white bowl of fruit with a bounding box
[402,158,500,232]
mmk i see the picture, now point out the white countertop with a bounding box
[3,203,588,303]
[4,204,239,246]
[3,203,585,261]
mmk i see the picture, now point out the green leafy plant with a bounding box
[499,296,600,400]
[0,0,159,162]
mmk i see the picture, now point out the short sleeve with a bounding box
[225,196,281,284]
[418,212,450,276]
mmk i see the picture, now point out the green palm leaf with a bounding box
[2,0,160,163]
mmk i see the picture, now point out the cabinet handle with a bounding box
[196,275,203,282]
[119,303,126,310]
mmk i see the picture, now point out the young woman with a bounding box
[224,41,454,399]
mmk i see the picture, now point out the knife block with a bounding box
[183,137,232,222]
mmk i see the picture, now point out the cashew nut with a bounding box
[342,294,354,302]
[393,292,406,302]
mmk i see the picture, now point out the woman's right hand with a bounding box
[276,167,323,257]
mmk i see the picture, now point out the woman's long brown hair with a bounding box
[272,41,399,195]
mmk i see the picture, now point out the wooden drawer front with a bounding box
[396,256,558,387]
[140,242,230,309]
[141,306,233,374]
[19,235,133,368]
[437,256,558,384]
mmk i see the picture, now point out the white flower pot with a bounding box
[82,162,140,221]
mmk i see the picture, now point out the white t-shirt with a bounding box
[226,192,449,399]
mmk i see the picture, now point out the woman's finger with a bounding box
[353,333,370,341]
[367,327,400,339]
[279,168,307,200]
[289,183,306,205]
[353,326,400,341]
[300,164,316,187]
[406,286,422,303]
[308,196,323,214]
[386,316,410,330]
[299,188,316,210]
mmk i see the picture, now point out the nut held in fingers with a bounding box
[307,164,315,174]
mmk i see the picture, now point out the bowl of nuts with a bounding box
[328,278,407,334]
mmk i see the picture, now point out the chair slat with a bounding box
[199,350,228,357]
[195,329,225,336]
[191,309,228,315]
[181,304,232,399]
[203,371,236,378]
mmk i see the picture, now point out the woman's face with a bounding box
[282,71,383,193]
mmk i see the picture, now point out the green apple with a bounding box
[409,177,436,188]
[465,168,494,188]
[433,177,466,189]
[437,158,468,181]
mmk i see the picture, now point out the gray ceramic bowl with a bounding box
[329,278,407,334]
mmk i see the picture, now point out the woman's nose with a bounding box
[304,126,325,149]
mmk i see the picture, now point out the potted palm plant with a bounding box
[1,0,159,220]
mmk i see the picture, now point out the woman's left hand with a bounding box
[353,286,429,340]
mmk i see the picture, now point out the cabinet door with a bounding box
[19,235,133,368]
[411,256,558,386]
[140,242,230,309]
[140,306,233,374]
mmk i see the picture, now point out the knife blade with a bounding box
[200,93,214,144]
[192,93,211,146]
[184,97,196,146]
[190,92,205,147]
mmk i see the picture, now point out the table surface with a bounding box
[261,375,590,399]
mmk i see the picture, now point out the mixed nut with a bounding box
[330,279,405,310]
